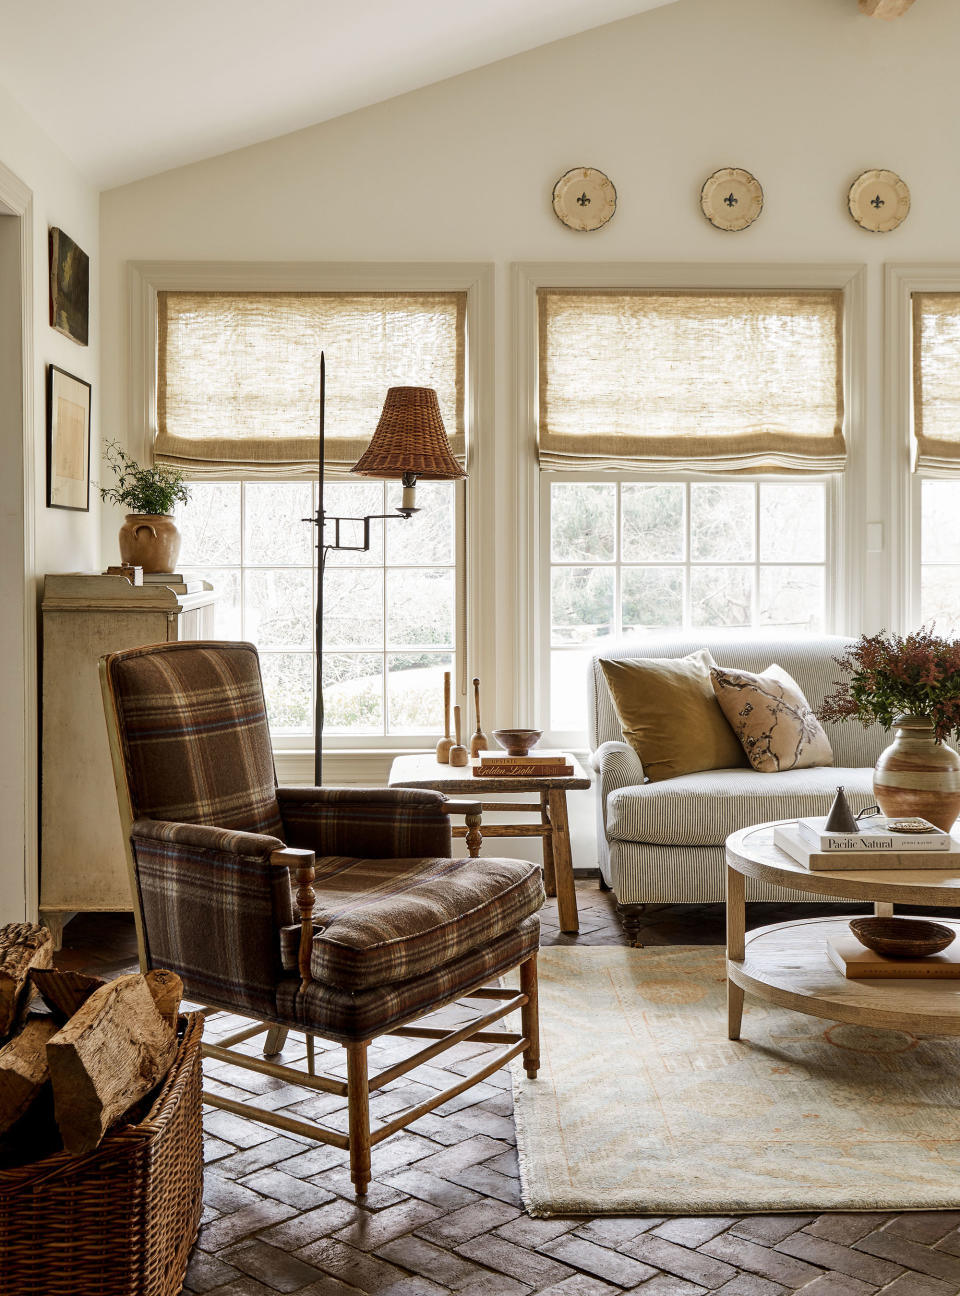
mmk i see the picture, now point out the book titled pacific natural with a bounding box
[798,814,951,852]
[774,822,960,872]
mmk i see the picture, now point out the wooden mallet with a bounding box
[436,670,453,764]
[470,677,489,758]
[449,704,468,767]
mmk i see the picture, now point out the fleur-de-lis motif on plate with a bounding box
[577,192,591,207]
[724,192,738,207]
[871,193,885,209]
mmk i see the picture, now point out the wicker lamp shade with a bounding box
[351,387,466,480]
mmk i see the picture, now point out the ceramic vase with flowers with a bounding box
[99,441,190,574]
[818,628,960,833]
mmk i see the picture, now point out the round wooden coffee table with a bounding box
[725,820,960,1041]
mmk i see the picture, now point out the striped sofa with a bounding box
[588,634,888,940]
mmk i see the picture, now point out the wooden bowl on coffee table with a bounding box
[849,916,956,958]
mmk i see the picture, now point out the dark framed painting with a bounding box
[46,365,91,511]
[49,227,89,346]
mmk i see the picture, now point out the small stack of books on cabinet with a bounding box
[773,814,960,871]
[472,752,573,778]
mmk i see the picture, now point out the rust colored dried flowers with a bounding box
[818,628,960,744]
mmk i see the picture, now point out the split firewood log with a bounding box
[46,973,177,1156]
[144,969,183,1030]
[0,1016,59,1136]
[29,968,106,1024]
[0,923,53,1038]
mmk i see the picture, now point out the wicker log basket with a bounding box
[0,1012,203,1296]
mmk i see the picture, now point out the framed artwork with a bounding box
[46,365,91,511]
[49,227,89,346]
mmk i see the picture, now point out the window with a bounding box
[144,273,476,745]
[921,481,960,633]
[544,476,830,732]
[912,293,960,635]
[176,478,459,741]
[531,276,849,738]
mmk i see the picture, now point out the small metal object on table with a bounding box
[725,819,960,1044]
[388,753,591,933]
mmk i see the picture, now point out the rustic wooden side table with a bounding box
[388,753,591,933]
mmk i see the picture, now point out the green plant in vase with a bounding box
[99,441,190,574]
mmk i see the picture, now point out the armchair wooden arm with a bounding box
[273,846,316,990]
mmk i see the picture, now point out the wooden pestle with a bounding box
[436,671,453,763]
[470,677,489,758]
[449,704,468,767]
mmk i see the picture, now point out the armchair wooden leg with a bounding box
[520,956,540,1079]
[347,1040,371,1196]
[263,1026,288,1056]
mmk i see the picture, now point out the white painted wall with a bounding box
[98,0,960,869]
[0,81,100,920]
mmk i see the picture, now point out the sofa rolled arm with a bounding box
[277,785,452,859]
[591,741,646,800]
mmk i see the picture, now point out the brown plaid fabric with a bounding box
[278,853,543,989]
[130,817,291,1016]
[277,915,540,1042]
[278,787,452,859]
[105,642,284,837]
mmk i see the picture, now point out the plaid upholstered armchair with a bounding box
[99,641,543,1194]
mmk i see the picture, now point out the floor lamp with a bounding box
[306,353,467,785]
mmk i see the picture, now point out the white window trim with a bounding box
[514,261,867,735]
[129,260,494,772]
[885,264,960,631]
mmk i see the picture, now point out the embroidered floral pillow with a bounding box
[710,663,834,773]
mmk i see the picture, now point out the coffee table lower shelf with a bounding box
[727,915,960,1041]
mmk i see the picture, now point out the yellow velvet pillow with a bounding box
[599,651,748,783]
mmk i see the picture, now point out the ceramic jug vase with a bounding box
[873,714,960,833]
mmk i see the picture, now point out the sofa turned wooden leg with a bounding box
[617,903,648,948]
[347,1040,371,1196]
[520,956,540,1079]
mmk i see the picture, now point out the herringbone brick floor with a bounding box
[59,886,960,1296]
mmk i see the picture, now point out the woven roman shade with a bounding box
[538,289,845,472]
[913,293,960,473]
[156,291,466,478]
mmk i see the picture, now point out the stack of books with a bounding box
[141,572,206,595]
[472,752,573,778]
[826,935,960,979]
[774,814,959,871]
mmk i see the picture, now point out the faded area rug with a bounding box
[513,945,960,1216]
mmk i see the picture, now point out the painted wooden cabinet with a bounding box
[40,573,216,945]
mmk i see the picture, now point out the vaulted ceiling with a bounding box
[0,0,683,189]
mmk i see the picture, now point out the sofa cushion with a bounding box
[282,854,544,990]
[606,766,876,847]
[599,651,747,782]
[711,662,834,772]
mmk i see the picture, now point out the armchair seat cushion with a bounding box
[281,854,544,990]
[278,914,540,1043]
[607,765,876,847]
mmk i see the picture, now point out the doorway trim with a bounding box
[0,159,37,921]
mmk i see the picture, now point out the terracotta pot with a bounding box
[118,513,182,574]
[873,714,960,833]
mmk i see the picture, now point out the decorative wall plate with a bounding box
[848,169,910,232]
[700,168,764,231]
[552,167,617,232]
